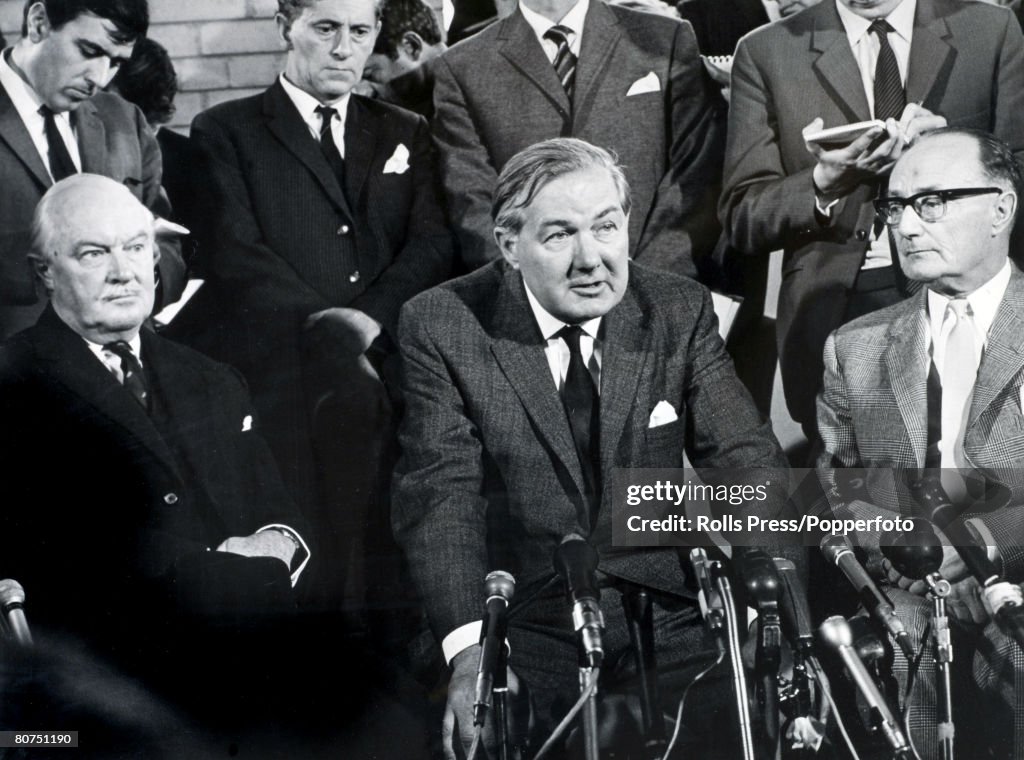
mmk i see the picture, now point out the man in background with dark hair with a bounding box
[361,0,446,118]
[0,0,185,339]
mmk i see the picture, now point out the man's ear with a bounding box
[993,190,1018,236]
[494,227,519,269]
[399,31,425,61]
[25,2,51,43]
[29,253,53,291]
[275,13,292,46]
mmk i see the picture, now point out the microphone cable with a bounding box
[531,666,601,760]
[660,650,726,760]
[807,655,861,760]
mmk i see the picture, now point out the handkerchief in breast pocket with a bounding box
[648,400,678,428]
[627,71,660,96]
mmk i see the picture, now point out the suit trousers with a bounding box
[506,584,740,758]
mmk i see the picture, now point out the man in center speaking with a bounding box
[392,138,793,756]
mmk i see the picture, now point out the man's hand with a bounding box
[778,0,821,17]
[443,644,528,759]
[216,530,297,571]
[896,102,948,147]
[304,307,382,357]
[804,117,901,203]
[882,542,970,596]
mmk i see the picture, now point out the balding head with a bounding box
[30,174,158,343]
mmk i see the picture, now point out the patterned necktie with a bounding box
[557,325,601,517]
[314,105,346,187]
[869,19,906,121]
[39,105,77,182]
[544,25,577,100]
[940,298,979,503]
[104,340,150,411]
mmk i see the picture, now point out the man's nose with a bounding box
[572,234,604,271]
[83,57,112,89]
[332,29,353,58]
[896,203,924,238]
[106,248,134,280]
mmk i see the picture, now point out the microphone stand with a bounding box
[622,587,666,759]
[578,650,600,760]
[494,643,511,760]
[922,571,954,760]
[714,559,757,760]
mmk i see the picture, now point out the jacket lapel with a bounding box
[263,81,355,221]
[572,1,621,122]
[32,308,181,481]
[489,269,589,501]
[883,291,930,467]
[905,2,953,108]
[810,4,872,123]
[343,97,376,211]
[497,10,572,119]
[74,100,108,174]
[598,285,649,476]
[969,268,1024,429]
[0,81,51,189]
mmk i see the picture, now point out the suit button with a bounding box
[349,270,360,283]
[164,492,179,505]
[337,224,350,235]
[855,229,868,241]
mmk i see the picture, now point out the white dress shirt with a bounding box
[278,73,350,158]
[0,48,82,179]
[440,279,604,665]
[519,0,590,62]
[822,0,916,270]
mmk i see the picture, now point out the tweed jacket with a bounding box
[818,266,1024,578]
[392,261,788,642]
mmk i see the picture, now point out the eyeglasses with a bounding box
[874,187,1003,225]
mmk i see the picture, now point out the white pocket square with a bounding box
[626,72,660,96]
[648,400,678,428]
[1019,386,1024,414]
[242,415,253,432]
[383,143,410,174]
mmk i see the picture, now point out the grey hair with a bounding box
[492,138,631,234]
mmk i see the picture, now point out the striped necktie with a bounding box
[869,19,905,121]
[104,340,150,412]
[544,25,577,101]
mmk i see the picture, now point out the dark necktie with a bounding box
[869,19,905,121]
[544,25,577,101]
[104,340,149,411]
[315,104,346,187]
[557,325,601,516]
[39,105,77,182]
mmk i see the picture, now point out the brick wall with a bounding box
[0,0,441,134]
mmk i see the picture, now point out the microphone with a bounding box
[879,523,944,581]
[689,548,724,633]
[774,558,814,654]
[821,534,914,659]
[473,571,515,726]
[819,616,910,758]
[553,534,604,667]
[0,579,32,646]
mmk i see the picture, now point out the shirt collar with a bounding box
[278,73,350,133]
[927,258,1012,341]
[85,333,143,362]
[519,0,590,42]
[835,0,915,47]
[522,278,602,342]
[0,47,48,125]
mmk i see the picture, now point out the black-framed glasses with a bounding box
[874,187,1003,225]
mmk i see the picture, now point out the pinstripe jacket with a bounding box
[817,265,1024,578]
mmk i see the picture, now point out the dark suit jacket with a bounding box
[392,262,788,642]
[818,266,1024,579]
[433,1,726,275]
[0,307,303,660]
[677,0,769,56]
[0,84,186,339]
[721,0,1024,428]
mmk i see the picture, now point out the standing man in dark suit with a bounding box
[433,0,725,275]
[817,129,1024,758]
[0,174,310,728]
[721,0,1024,439]
[0,0,185,341]
[175,0,453,611]
[393,139,791,756]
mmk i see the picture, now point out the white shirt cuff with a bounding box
[964,518,1000,564]
[257,523,310,586]
[442,621,482,665]
[815,194,840,218]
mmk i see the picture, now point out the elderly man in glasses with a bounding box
[817,127,1024,759]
